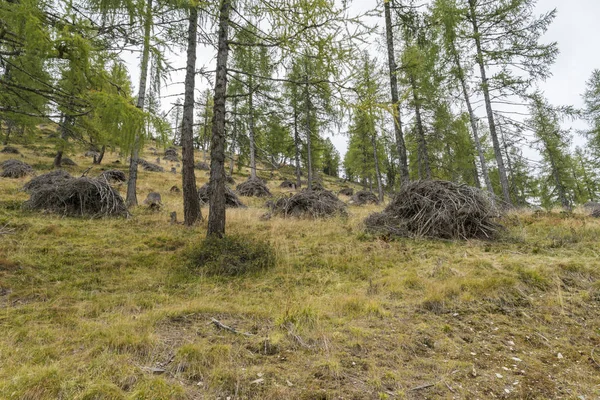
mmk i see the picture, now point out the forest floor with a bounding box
[1,136,600,399]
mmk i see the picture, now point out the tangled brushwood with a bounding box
[269,188,347,218]
[351,190,379,205]
[98,170,126,183]
[23,170,72,193]
[236,177,272,197]
[364,180,502,240]
[339,187,354,196]
[138,159,164,172]
[1,146,20,154]
[61,157,77,166]
[25,177,128,217]
[279,180,296,189]
[195,161,209,171]
[197,183,246,208]
[1,160,34,178]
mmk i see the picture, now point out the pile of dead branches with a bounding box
[279,180,296,189]
[198,183,246,208]
[163,147,179,161]
[236,177,272,197]
[592,209,600,218]
[195,162,209,171]
[138,159,164,172]
[1,160,34,178]
[339,187,354,196]
[351,190,379,205]
[61,158,77,166]
[98,170,126,183]
[269,188,347,218]
[23,170,72,193]
[364,180,502,240]
[25,177,128,217]
[1,146,20,154]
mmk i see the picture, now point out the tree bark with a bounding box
[468,0,512,205]
[293,104,302,188]
[304,75,313,190]
[451,45,493,196]
[229,98,238,176]
[93,145,106,165]
[248,77,257,179]
[207,0,231,238]
[181,4,202,226]
[410,74,431,180]
[126,0,153,208]
[384,0,409,184]
[203,95,210,162]
[371,130,384,202]
[54,114,73,168]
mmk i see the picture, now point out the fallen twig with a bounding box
[409,382,435,391]
[210,318,253,337]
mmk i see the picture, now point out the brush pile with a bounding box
[23,170,72,193]
[279,180,296,189]
[1,159,34,178]
[198,183,246,208]
[195,161,209,171]
[25,177,128,217]
[163,147,179,162]
[138,159,164,172]
[236,177,272,197]
[226,175,236,185]
[592,209,600,218]
[339,187,354,196]
[61,157,77,166]
[364,180,502,240]
[351,190,379,205]
[269,188,347,218]
[98,170,126,183]
[1,146,20,154]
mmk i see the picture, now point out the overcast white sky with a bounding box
[133,0,600,157]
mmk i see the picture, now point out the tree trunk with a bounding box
[384,0,409,184]
[468,0,512,205]
[126,0,153,208]
[229,98,238,176]
[181,4,202,226]
[452,45,493,196]
[207,0,231,238]
[304,76,313,190]
[203,95,210,163]
[54,114,73,169]
[3,122,12,146]
[293,104,302,188]
[549,153,570,209]
[371,130,384,202]
[498,123,516,203]
[410,75,431,180]
[94,145,106,165]
[249,77,257,179]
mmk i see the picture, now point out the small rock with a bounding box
[286,380,293,387]
[557,353,563,359]
[511,357,522,362]
[496,373,503,379]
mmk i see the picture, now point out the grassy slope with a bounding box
[1,138,600,399]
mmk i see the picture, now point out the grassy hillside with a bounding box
[1,139,600,399]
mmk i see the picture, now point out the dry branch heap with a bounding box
[236,177,272,197]
[269,188,347,218]
[365,180,502,240]
[23,170,72,193]
[98,170,126,183]
[198,183,246,208]
[1,160,34,178]
[25,177,128,217]
[138,159,164,172]
[351,190,379,205]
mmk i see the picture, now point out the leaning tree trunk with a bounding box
[126,0,153,208]
[93,145,106,165]
[293,105,302,188]
[468,0,512,205]
[207,0,231,238]
[384,0,409,184]
[304,76,313,190]
[371,130,384,202]
[181,4,202,226]
[410,75,431,180]
[452,45,494,197]
[248,77,257,179]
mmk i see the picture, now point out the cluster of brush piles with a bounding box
[365,180,503,240]
[23,170,128,217]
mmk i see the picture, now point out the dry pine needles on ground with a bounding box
[197,183,246,208]
[269,188,347,218]
[23,170,72,193]
[25,177,128,217]
[365,180,502,240]
[351,190,379,205]
[236,177,272,197]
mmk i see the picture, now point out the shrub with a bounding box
[189,234,275,276]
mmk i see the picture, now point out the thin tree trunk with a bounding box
[384,0,409,184]
[372,130,384,202]
[54,114,73,168]
[229,98,238,176]
[94,145,106,165]
[207,0,231,238]
[549,153,569,209]
[3,123,12,146]
[249,77,257,179]
[181,4,201,226]
[126,0,153,208]
[304,75,313,190]
[293,105,302,188]
[468,0,511,205]
[452,45,493,196]
[579,157,595,202]
[498,123,516,203]
[203,95,210,163]
[410,75,431,180]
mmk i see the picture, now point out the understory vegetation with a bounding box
[1,142,600,399]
